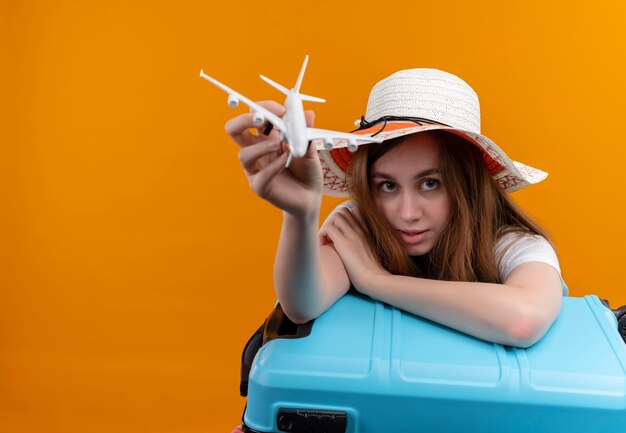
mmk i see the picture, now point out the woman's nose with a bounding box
[399,192,423,222]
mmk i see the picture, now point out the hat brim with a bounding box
[315,122,547,197]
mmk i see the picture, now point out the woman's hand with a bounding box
[319,206,390,293]
[225,101,323,217]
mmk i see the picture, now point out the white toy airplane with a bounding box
[199,55,382,167]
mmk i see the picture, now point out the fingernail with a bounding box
[268,140,280,150]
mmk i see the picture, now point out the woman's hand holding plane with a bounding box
[226,101,323,218]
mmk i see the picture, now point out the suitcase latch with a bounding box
[277,409,347,433]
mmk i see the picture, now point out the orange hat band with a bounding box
[329,126,507,181]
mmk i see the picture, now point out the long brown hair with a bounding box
[348,130,551,283]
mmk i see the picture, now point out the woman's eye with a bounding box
[421,179,440,191]
[380,181,397,192]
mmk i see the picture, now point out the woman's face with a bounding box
[370,134,451,256]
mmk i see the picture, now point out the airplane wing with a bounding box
[199,70,286,131]
[307,127,383,150]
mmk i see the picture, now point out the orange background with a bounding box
[2,1,625,432]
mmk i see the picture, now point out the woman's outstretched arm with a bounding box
[226,101,349,323]
[274,211,350,324]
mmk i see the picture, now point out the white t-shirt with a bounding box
[323,201,567,295]
[495,231,567,295]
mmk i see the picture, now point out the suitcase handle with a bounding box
[613,305,626,345]
[601,299,626,345]
[263,302,314,344]
[240,323,265,397]
[240,303,314,397]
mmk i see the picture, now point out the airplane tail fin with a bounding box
[260,56,326,103]
[259,74,289,96]
[294,55,309,93]
[295,55,325,103]
[300,94,326,103]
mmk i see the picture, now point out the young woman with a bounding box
[226,68,564,349]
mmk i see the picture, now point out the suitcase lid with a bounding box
[252,293,626,401]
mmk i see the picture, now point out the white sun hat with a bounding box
[315,68,548,197]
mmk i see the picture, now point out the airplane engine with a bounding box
[347,140,358,153]
[252,112,265,126]
[228,95,239,109]
[323,138,334,151]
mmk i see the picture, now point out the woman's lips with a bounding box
[399,229,428,244]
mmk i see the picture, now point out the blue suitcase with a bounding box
[239,292,626,433]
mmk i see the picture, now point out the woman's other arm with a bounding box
[324,206,562,348]
[361,262,562,348]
